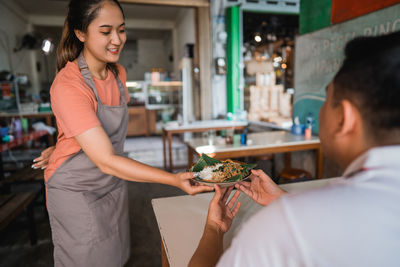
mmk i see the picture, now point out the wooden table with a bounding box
[152,177,339,267]
[186,131,323,179]
[162,120,248,171]
[0,112,56,145]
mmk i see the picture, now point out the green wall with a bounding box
[300,0,332,34]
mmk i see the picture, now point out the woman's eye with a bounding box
[101,32,110,35]
[119,29,126,33]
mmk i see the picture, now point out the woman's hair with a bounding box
[57,0,125,75]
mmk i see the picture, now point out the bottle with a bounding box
[306,112,314,130]
[240,128,247,145]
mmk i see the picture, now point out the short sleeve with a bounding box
[51,77,101,138]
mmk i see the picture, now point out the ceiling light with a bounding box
[41,38,53,54]
[254,33,262,43]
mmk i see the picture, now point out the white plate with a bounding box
[192,173,251,188]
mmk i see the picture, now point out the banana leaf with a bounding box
[191,154,221,172]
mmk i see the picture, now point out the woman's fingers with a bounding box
[190,184,214,195]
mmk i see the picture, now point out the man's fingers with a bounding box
[253,169,273,182]
[227,190,240,210]
[221,186,233,203]
[210,185,222,204]
[231,202,241,217]
[237,180,251,188]
[236,183,252,196]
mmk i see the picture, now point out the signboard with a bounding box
[331,0,400,24]
[294,4,400,133]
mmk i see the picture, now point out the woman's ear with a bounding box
[74,29,86,42]
[336,100,359,137]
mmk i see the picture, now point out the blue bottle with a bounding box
[306,112,314,130]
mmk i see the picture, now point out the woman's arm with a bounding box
[75,126,212,194]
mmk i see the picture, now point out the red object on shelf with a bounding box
[0,130,48,152]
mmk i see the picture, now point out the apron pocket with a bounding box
[84,185,124,244]
[47,188,92,245]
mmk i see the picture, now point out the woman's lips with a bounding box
[108,48,119,55]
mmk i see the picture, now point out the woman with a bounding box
[44,1,211,266]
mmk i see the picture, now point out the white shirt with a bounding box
[217,146,400,267]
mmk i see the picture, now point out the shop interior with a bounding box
[0,0,399,266]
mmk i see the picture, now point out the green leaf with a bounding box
[192,158,206,172]
[201,154,221,166]
[191,154,221,172]
[242,163,257,169]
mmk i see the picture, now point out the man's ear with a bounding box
[336,100,358,137]
[74,29,86,42]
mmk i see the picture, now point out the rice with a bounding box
[198,163,223,181]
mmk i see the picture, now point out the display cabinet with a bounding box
[145,81,183,111]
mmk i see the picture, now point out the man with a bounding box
[190,31,400,267]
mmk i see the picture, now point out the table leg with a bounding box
[162,130,167,170]
[187,146,194,169]
[168,133,173,172]
[316,147,323,179]
[161,241,170,267]
[284,153,291,169]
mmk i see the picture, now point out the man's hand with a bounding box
[235,169,286,206]
[32,146,55,169]
[189,186,241,267]
[176,172,214,195]
[206,185,241,233]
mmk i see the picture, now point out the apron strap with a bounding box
[77,52,100,101]
[77,52,127,106]
[110,69,127,106]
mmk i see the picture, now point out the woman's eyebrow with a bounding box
[99,23,125,28]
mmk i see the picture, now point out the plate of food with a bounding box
[190,154,257,187]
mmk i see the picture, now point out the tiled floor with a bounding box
[0,135,189,267]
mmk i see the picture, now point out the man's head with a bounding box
[319,31,400,169]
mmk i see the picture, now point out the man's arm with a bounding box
[189,186,241,267]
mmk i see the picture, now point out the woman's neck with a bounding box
[82,49,108,80]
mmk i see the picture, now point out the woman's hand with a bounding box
[175,172,214,195]
[206,185,241,233]
[235,169,286,206]
[32,146,55,169]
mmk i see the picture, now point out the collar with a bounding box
[343,145,400,178]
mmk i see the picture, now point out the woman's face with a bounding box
[79,1,126,65]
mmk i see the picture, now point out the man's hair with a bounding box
[333,31,400,140]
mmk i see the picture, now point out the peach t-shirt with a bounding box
[44,61,129,182]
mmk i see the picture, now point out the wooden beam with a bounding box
[120,0,209,7]
[197,6,212,120]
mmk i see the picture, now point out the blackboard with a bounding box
[294,3,400,134]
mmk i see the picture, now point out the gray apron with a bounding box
[46,53,130,267]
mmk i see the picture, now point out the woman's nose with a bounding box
[111,31,122,45]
